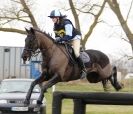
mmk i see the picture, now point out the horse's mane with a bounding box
[32,27,55,42]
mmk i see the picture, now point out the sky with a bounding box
[0,0,133,57]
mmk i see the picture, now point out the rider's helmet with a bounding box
[48,10,66,18]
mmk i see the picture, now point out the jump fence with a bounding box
[52,91,133,114]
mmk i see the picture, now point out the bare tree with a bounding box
[67,0,106,48]
[106,0,133,53]
[81,1,106,47]
[68,0,133,52]
[0,0,38,34]
[68,0,80,30]
[0,0,107,49]
[1,0,133,54]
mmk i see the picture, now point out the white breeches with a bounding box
[71,36,81,58]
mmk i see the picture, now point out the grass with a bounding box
[44,79,133,114]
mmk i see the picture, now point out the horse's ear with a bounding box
[25,27,29,33]
[30,27,35,35]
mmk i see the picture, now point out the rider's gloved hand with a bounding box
[55,35,72,43]
[55,38,62,43]
[54,37,62,43]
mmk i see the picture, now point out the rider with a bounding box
[48,9,87,78]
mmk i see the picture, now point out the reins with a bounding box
[34,29,71,61]
[25,28,72,61]
[24,48,41,57]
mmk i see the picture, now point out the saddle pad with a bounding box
[80,51,90,63]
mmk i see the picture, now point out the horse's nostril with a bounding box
[22,56,27,60]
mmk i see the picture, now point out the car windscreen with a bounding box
[0,80,40,93]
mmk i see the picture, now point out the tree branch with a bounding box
[20,0,38,27]
[82,0,106,48]
[0,27,26,34]
[126,0,133,21]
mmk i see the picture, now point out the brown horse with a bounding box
[21,27,123,105]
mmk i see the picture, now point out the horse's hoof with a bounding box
[37,100,42,105]
[34,105,40,112]
[116,83,124,91]
[24,100,30,106]
[121,83,124,88]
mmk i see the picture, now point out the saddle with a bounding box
[63,43,90,66]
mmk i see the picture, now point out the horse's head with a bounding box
[21,27,38,64]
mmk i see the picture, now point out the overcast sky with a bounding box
[0,0,132,57]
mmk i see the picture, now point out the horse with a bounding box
[21,27,123,105]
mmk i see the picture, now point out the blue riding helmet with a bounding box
[48,10,66,18]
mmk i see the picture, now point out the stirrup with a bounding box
[80,70,87,79]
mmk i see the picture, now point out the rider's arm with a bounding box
[59,24,73,42]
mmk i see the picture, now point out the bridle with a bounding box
[24,30,55,58]
[23,48,40,57]
[23,28,70,63]
[23,34,41,57]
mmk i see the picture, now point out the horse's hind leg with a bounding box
[109,66,123,91]
[102,79,110,92]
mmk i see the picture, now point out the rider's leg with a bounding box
[77,56,87,70]
[71,38,87,78]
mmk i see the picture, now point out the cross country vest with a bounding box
[54,19,81,38]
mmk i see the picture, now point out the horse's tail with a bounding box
[109,66,123,91]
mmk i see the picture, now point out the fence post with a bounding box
[73,99,86,114]
[52,91,62,114]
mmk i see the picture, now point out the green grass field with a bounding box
[44,79,133,114]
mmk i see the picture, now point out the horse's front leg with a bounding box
[24,72,45,105]
[37,73,59,105]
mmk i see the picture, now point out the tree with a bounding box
[68,0,133,53]
[0,0,37,34]
[64,0,107,48]
[1,0,133,53]
[106,0,133,54]
[0,0,107,49]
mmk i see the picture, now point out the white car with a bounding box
[0,78,46,114]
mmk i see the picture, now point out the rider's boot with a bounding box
[77,56,87,79]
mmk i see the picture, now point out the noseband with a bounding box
[23,48,40,57]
